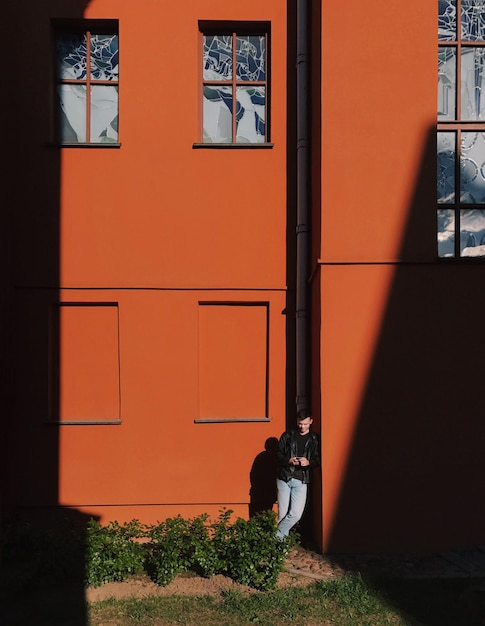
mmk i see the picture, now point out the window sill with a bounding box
[437,256,485,262]
[46,420,122,425]
[48,142,122,149]
[194,417,271,423]
[192,142,274,149]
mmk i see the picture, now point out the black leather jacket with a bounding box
[276,429,320,484]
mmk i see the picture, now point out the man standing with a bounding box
[275,410,320,539]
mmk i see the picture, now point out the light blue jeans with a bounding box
[276,477,307,539]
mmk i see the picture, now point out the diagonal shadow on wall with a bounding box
[323,126,485,622]
[328,126,485,555]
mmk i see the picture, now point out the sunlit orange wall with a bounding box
[316,1,437,550]
[60,0,287,289]
[55,0,288,524]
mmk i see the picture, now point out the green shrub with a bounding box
[2,510,296,592]
[145,509,293,590]
[187,513,224,578]
[223,510,295,590]
[203,508,234,576]
[145,515,194,586]
[85,519,146,587]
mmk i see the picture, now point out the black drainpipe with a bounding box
[295,0,310,415]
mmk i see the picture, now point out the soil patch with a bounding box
[85,546,335,602]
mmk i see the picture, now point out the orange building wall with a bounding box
[58,0,288,522]
[4,0,290,527]
[11,0,485,555]
[316,1,485,553]
[59,0,288,289]
[55,290,286,524]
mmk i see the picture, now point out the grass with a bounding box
[3,573,484,625]
[86,575,429,626]
[86,575,485,626]
[4,516,484,624]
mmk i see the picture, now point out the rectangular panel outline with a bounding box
[48,302,122,425]
[195,301,270,423]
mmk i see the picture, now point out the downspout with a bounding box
[295,0,310,415]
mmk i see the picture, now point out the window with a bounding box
[200,24,269,144]
[438,1,485,256]
[55,21,119,145]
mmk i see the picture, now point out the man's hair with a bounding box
[297,408,312,420]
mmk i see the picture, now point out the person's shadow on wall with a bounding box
[249,437,279,518]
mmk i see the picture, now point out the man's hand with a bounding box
[290,457,309,466]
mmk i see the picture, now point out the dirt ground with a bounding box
[85,547,322,602]
[4,543,485,626]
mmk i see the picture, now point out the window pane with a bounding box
[461,0,485,41]
[203,85,233,143]
[438,47,456,119]
[438,208,455,257]
[235,86,265,143]
[461,47,485,119]
[439,0,456,40]
[203,35,232,81]
[235,36,266,81]
[438,132,456,203]
[90,85,118,142]
[58,84,86,142]
[57,33,87,80]
[90,34,119,81]
[460,132,485,202]
[460,209,485,255]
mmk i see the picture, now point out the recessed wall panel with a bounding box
[50,303,120,422]
[198,303,268,419]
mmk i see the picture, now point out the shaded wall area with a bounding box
[326,127,485,554]
[315,122,485,626]
[1,2,92,624]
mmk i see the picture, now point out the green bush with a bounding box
[145,511,230,585]
[145,509,294,590]
[203,508,233,576]
[85,519,147,587]
[223,510,295,590]
[2,510,296,592]
[145,515,194,586]
[187,512,225,577]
